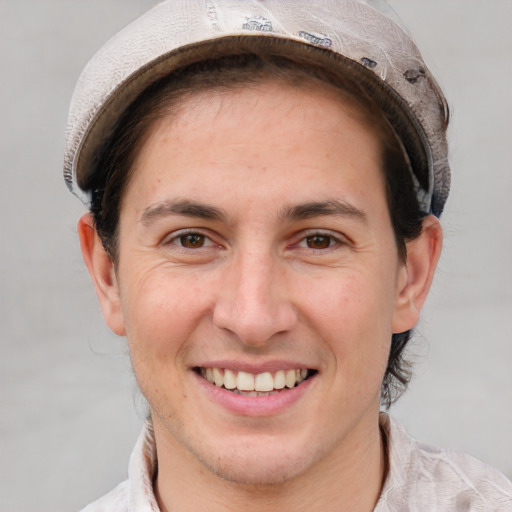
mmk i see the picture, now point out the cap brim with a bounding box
[75,35,432,207]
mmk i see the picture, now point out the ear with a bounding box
[77,213,126,336]
[392,215,443,333]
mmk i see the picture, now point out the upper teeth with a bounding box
[200,368,309,392]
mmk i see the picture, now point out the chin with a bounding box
[204,456,306,486]
[189,436,316,486]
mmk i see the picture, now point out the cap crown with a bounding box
[64,0,449,215]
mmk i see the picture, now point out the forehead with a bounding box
[124,80,387,221]
[151,72,380,146]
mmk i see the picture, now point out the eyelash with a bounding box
[293,231,346,251]
[165,229,218,250]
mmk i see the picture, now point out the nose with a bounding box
[212,250,297,346]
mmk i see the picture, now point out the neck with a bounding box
[153,414,387,512]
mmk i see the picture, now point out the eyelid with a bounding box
[164,228,220,248]
[291,229,350,250]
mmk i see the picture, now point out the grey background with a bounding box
[1,1,511,510]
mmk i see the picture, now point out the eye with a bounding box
[304,234,335,249]
[297,233,339,250]
[166,230,217,249]
[179,233,207,248]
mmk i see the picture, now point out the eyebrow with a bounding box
[280,200,367,223]
[140,198,367,227]
[140,199,227,226]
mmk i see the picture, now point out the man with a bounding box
[64,1,512,510]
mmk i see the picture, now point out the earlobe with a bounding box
[77,213,126,336]
[392,215,443,334]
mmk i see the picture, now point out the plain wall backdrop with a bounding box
[1,1,511,510]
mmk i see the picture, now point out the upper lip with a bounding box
[193,360,317,374]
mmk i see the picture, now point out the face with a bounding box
[109,81,411,484]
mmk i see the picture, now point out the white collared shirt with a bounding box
[80,414,512,511]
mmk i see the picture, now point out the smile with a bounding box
[197,367,315,396]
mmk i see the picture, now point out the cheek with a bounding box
[295,271,395,383]
[299,269,396,336]
[119,266,215,362]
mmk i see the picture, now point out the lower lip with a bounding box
[193,371,316,417]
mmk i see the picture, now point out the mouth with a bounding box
[195,367,317,396]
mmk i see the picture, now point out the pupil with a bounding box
[181,234,204,248]
[307,235,330,249]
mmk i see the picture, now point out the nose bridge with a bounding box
[213,246,296,345]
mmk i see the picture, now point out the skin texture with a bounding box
[79,81,442,511]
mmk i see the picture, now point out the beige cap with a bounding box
[64,0,450,215]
